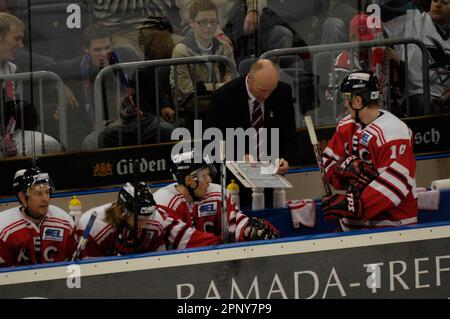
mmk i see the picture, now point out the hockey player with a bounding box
[76,181,219,258]
[0,168,76,267]
[153,151,280,242]
[321,70,418,231]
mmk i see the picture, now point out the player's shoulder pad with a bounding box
[154,183,184,209]
[202,183,223,201]
[369,111,411,143]
[0,206,23,233]
[337,114,355,129]
[47,204,73,222]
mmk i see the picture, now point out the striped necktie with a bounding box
[251,100,264,159]
[252,100,263,130]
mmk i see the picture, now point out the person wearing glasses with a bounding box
[170,0,236,127]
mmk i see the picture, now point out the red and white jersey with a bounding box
[322,110,418,231]
[76,202,220,259]
[154,183,250,242]
[0,205,76,267]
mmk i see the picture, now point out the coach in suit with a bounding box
[206,59,297,173]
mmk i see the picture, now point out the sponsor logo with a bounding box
[93,158,167,178]
[198,202,217,218]
[116,158,167,176]
[360,132,373,147]
[43,227,64,242]
[93,162,113,177]
[414,128,440,145]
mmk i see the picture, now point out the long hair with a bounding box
[104,202,130,227]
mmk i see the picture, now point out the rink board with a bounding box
[0,222,449,299]
[1,114,449,197]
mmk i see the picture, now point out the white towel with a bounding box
[417,187,440,211]
[286,199,316,228]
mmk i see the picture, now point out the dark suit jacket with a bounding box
[206,76,298,162]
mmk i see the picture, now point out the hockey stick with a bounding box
[220,140,229,243]
[304,116,332,196]
[72,211,97,261]
[132,159,140,244]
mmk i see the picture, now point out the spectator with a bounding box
[176,0,236,38]
[222,0,303,61]
[0,12,23,74]
[1,100,63,157]
[138,16,177,61]
[76,181,219,259]
[170,0,235,126]
[0,168,76,267]
[383,0,450,115]
[154,151,280,242]
[321,70,418,231]
[0,13,63,157]
[51,24,173,150]
[87,0,183,59]
[321,0,360,44]
[135,18,177,126]
[326,13,387,116]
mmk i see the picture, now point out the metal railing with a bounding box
[260,38,431,127]
[0,71,67,157]
[93,55,238,148]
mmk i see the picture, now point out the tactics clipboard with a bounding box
[226,161,293,189]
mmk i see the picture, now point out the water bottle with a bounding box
[252,188,265,211]
[227,179,240,207]
[68,195,82,225]
[273,188,286,208]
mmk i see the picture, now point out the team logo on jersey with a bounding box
[198,202,217,218]
[426,36,450,85]
[43,227,64,242]
[360,132,373,147]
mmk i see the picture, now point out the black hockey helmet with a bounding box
[12,167,54,196]
[170,151,217,184]
[117,182,156,216]
[340,70,380,106]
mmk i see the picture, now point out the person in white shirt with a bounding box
[0,13,63,158]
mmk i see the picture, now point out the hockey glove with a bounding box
[322,193,363,221]
[243,217,280,241]
[334,156,378,190]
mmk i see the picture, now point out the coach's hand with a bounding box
[322,193,363,221]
